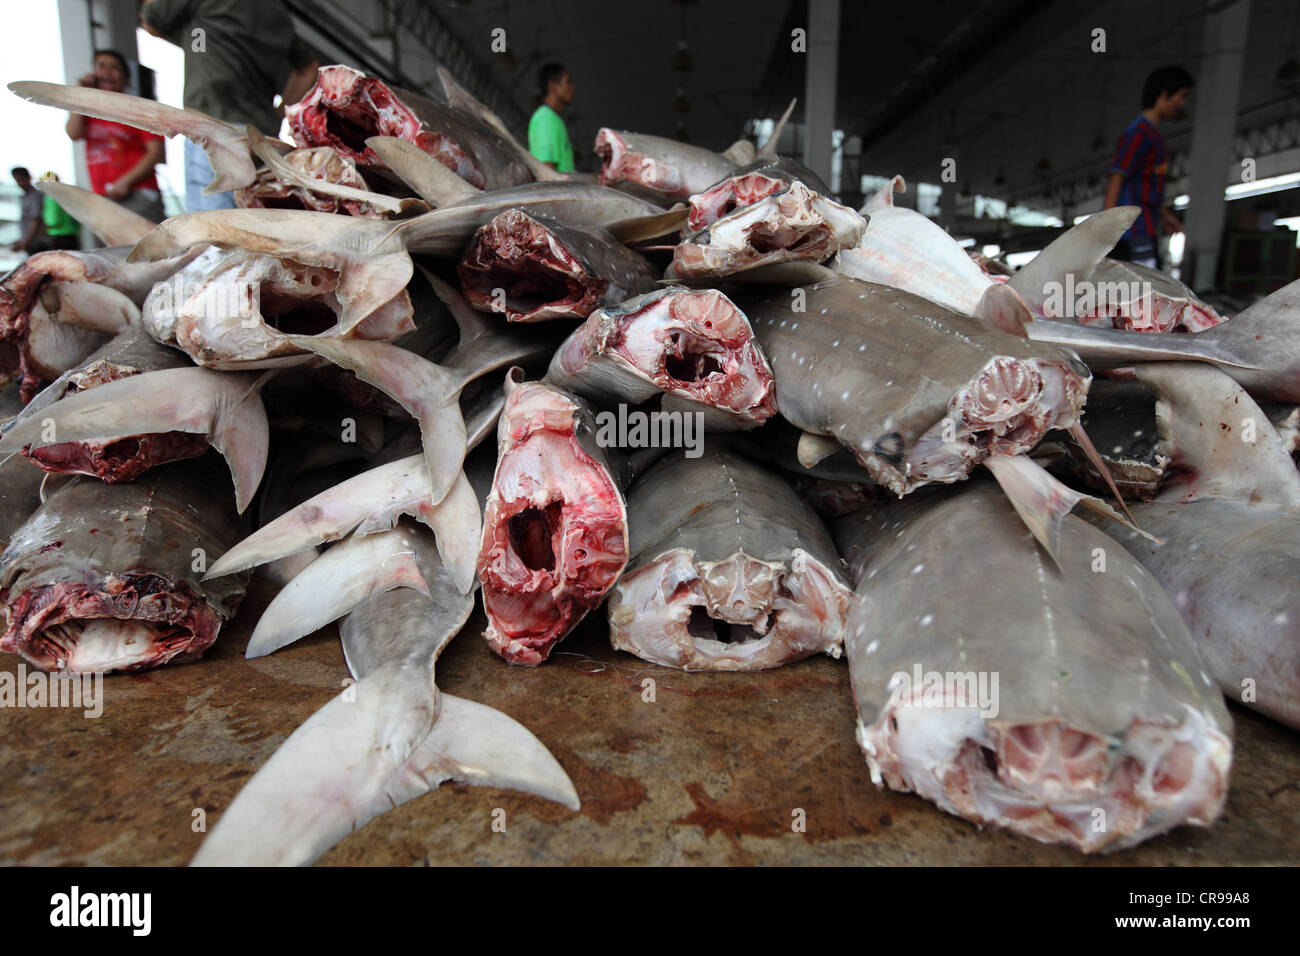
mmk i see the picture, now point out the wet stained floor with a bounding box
[1,577,1297,865]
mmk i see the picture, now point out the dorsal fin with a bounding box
[758,98,797,158]
[365,136,480,205]
[435,67,565,183]
[1005,206,1139,316]
[36,180,153,246]
[720,139,756,166]
[862,174,905,213]
[1136,362,1300,509]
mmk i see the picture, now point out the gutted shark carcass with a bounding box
[832,482,1232,852]
[609,448,850,671]
[0,457,248,673]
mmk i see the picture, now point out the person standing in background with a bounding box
[32,173,82,252]
[529,63,576,173]
[65,50,167,222]
[140,0,318,211]
[9,167,45,253]
[1104,65,1194,270]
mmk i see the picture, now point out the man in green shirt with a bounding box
[23,174,80,253]
[38,191,81,251]
[529,63,575,173]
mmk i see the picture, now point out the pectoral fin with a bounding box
[365,135,481,205]
[985,453,1155,565]
[36,181,154,246]
[797,430,843,468]
[244,525,436,658]
[0,366,268,513]
[607,208,689,244]
[1137,362,1300,508]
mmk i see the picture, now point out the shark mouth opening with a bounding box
[859,703,1230,852]
[1076,294,1223,334]
[24,433,209,483]
[606,289,776,423]
[594,128,688,199]
[459,211,601,322]
[687,173,785,232]
[256,282,341,336]
[670,183,865,278]
[237,156,384,219]
[478,392,627,665]
[165,254,418,367]
[0,574,225,672]
[287,66,485,188]
[18,361,208,481]
[0,256,105,402]
[608,549,847,671]
[902,356,1086,490]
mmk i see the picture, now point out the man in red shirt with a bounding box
[64,50,166,222]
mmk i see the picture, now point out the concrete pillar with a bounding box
[802,0,840,185]
[1185,0,1251,291]
[94,0,141,67]
[56,0,93,191]
[938,145,958,233]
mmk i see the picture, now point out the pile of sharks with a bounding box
[1,63,1296,863]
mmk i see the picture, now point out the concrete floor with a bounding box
[1,577,1298,865]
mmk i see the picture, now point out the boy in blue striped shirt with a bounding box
[1104,65,1194,270]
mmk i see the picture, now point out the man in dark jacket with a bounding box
[140,0,318,211]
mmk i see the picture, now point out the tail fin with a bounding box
[189,674,576,865]
[387,692,580,812]
[189,661,433,866]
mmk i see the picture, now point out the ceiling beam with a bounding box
[858,0,1094,154]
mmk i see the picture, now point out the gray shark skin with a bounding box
[1085,363,1300,730]
[735,274,1089,496]
[832,481,1232,852]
